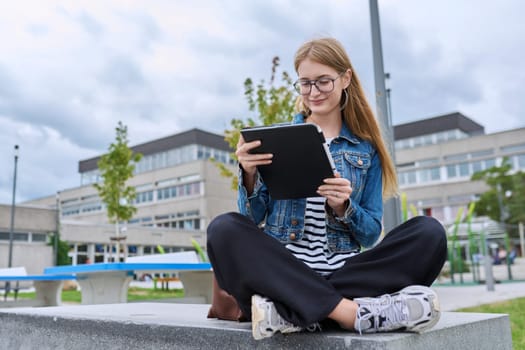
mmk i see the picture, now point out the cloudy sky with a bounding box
[1,0,524,204]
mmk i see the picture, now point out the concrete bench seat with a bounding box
[0,267,75,307]
[0,303,512,349]
[44,258,213,304]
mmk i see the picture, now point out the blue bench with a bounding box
[0,267,75,307]
[44,262,213,305]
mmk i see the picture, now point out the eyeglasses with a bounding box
[293,72,344,95]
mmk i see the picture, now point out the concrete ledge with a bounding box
[0,303,512,350]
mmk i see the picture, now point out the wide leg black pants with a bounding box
[207,212,447,327]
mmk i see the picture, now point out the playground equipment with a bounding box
[446,203,515,285]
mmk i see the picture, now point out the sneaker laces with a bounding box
[355,294,408,334]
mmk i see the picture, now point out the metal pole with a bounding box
[369,0,401,233]
[518,222,525,257]
[54,192,60,266]
[481,225,495,291]
[8,145,19,268]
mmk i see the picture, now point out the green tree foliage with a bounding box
[48,233,71,266]
[471,157,525,225]
[215,57,297,189]
[93,121,142,224]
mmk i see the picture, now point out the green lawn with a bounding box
[458,297,525,349]
[11,287,185,303]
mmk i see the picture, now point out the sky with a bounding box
[1,0,524,204]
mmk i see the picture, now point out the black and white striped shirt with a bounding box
[285,197,359,276]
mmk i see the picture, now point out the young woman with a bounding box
[207,37,447,340]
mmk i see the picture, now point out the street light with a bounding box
[5,145,19,299]
[7,145,19,268]
[369,0,402,231]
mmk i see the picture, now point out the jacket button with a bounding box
[357,159,363,166]
[291,219,298,225]
[289,233,296,240]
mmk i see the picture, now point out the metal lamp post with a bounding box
[369,0,402,232]
[7,145,19,268]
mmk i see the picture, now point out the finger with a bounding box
[318,183,351,193]
[237,135,246,148]
[243,140,262,151]
[323,177,350,186]
[239,153,273,162]
[238,157,273,167]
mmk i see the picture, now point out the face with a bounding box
[296,58,349,117]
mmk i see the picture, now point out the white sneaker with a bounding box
[354,285,440,334]
[251,294,303,340]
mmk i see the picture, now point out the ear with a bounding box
[342,69,352,88]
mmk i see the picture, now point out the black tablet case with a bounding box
[241,123,336,199]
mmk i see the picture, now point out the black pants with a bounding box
[207,212,447,327]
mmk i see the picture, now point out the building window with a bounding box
[485,158,496,169]
[447,194,474,203]
[471,149,494,158]
[471,161,483,173]
[134,190,153,204]
[31,233,48,242]
[398,170,417,186]
[446,165,457,179]
[444,153,468,162]
[157,181,202,201]
[62,206,80,216]
[458,162,470,177]
[501,143,525,154]
[517,154,525,169]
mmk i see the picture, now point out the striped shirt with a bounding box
[285,197,359,276]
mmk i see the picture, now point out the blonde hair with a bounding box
[294,37,398,199]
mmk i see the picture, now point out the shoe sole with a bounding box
[251,295,267,340]
[403,286,441,333]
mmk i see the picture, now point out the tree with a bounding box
[48,233,71,266]
[471,157,525,226]
[215,57,297,189]
[93,121,142,261]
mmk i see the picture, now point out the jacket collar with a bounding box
[293,113,361,144]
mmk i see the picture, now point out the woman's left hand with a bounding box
[317,173,352,217]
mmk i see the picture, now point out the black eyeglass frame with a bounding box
[293,72,345,95]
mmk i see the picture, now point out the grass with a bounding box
[9,287,185,303]
[458,297,525,349]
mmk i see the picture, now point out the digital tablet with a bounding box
[240,123,336,199]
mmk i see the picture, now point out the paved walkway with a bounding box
[434,281,525,311]
[433,257,525,311]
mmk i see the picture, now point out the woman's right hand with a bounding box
[235,135,273,177]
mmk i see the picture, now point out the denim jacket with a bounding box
[238,113,383,252]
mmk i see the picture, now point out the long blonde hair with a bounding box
[294,37,398,199]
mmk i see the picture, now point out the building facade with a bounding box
[18,113,525,266]
[25,128,238,264]
[394,112,525,225]
[0,204,55,273]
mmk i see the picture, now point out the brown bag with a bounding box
[207,275,247,321]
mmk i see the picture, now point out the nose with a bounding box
[308,83,322,96]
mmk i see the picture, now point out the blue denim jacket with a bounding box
[238,113,383,252]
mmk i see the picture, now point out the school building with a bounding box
[5,112,524,266]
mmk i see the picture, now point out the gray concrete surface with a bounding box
[1,260,522,348]
[434,257,525,311]
[0,303,512,350]
[435,281,525,311]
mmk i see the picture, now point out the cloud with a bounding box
[0,116,96,202]
[0,0,524,203]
